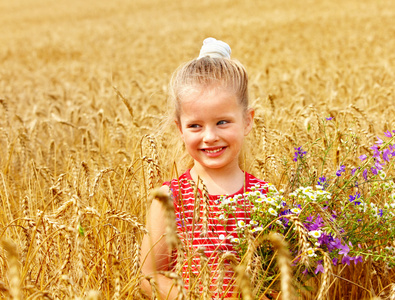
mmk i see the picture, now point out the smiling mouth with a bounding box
[204,147,224,153]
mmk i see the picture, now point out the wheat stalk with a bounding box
[2,239,22,300]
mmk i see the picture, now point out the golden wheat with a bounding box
[1,0,395,298]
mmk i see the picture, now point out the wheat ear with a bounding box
[389,283,395,300]
[199,181,210,237]
[151,188,180,251]
[316,250,333,300]
[158,271,187,300]
[289,215,310,266]
[234,263,253,300]
[216,251,238,297]
[197,247,211,300]
[267,232,294,300]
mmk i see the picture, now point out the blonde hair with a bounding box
[169,56,249,123]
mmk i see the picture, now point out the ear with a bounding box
[175,119,184,136]
[244,108,255,135]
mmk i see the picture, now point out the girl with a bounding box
[140,38,267,299]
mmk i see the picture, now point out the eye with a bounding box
[187,124,201,128]
[217,120,229,125]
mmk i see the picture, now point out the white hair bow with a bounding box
[198,37,231,59]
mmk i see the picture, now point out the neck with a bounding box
[190,162,245,195]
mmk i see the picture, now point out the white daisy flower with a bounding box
[255,198,264,203]
[250,220,258,226]
[291,207,301,214]
[266,197,276,205]
[237,220,246,228]
[231,238,240,243]
[307,193,317,201]
[308,230,322,239]
[268,207,277,216]
[306,247,317,257]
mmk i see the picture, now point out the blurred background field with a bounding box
[1,0,395,299]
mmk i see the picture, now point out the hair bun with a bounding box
[198,37,231,59]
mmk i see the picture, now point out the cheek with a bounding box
[182,133,198,147]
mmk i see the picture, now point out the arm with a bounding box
[140,185,179,300]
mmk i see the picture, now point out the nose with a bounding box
[203,126,219,143]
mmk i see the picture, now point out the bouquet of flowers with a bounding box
[217,128,395,296]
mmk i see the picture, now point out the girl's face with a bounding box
[176,85,254,173]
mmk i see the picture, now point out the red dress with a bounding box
[164,169,267,299]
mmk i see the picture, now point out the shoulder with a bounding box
[162,170,195,204]
[245,172,267,186]
[163,170,191,192]
[244,172,270,194]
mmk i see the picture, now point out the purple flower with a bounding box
[338,244,350,255]
[306,215,314,223]
[375,137,384,145]
[317,176,329,189]
[330,238,343,250]
[375,161,384,171]
[378,209,383,217]
[353,256,363,265]
[342,255,351,266]
[363,169,368,180]
[349,193,361,205]
[332,257,338,266]
[389,144,395,154]
[383,149,391,162]
[336,165,346,177]
[302,268,309,275]
[359,154,367,161]
[384,130,393,138]
[371,167,378,175]
[315,263,325,274]
[293,147,307,162]
[372,148,381,160]
[326,117,333,121]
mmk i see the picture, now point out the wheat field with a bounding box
[1,0,395,299]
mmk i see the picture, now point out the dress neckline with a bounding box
[184,169,249,198]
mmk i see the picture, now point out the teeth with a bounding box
[205,148,223,153]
